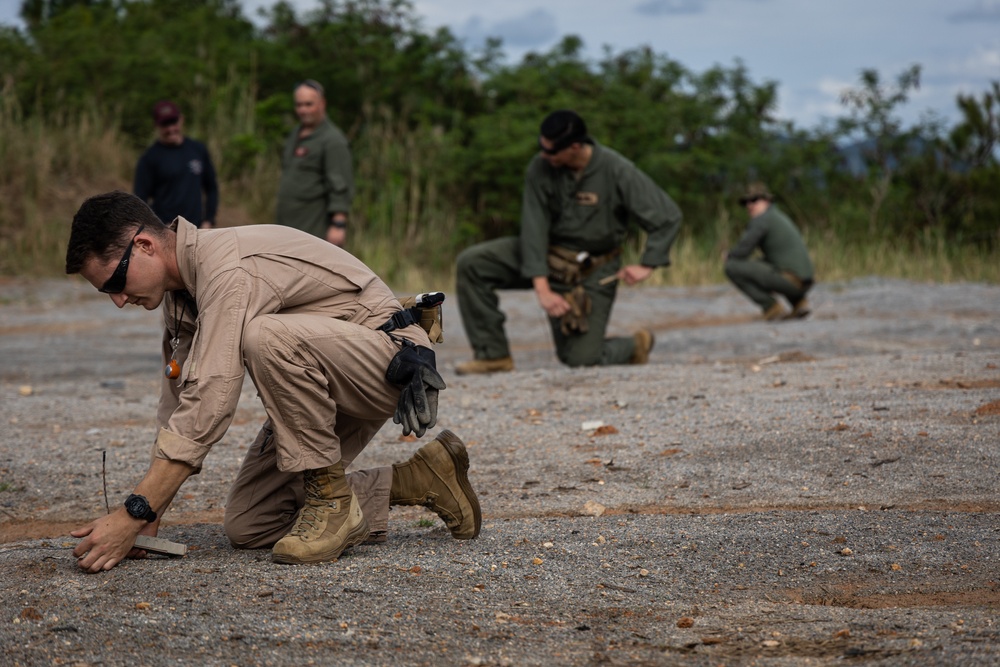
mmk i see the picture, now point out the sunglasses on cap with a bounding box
[739,195,768,205]
[99,224,145,294]
[538,134,581,156]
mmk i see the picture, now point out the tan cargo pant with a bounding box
[223,312,425,549]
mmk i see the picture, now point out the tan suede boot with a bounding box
[272,462,370,564]
[762,302,787,321]
[629,329,655,365]
[786,298,811,319]
[391,430,482,539]
[455,356,514,376]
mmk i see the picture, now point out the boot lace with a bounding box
[288,475,327,537]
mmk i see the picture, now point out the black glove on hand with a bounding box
[385,344,446,438]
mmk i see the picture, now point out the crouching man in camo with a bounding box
[66,191,480,572]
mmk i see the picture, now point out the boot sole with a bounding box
[434,429,482,539]
[271,514,371,565]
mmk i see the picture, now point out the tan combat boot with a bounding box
[629,329,655,365]
[786,298,811,319]
[762,302,787,321]
[455,356,514,376]
[272,462,370,564]
[391,430,482,539]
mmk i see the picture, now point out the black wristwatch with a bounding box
[124,494,157,522]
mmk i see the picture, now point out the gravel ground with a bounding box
[0,275,998,666]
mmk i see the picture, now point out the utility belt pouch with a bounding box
[392,292,445,343]
[560,285,592,336]
[547,246,620,336]
[547,246,622,285]
[546,246,587,285]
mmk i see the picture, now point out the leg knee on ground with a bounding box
[223,511,272,550]
[558,349,601,368]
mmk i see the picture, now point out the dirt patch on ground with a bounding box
[974,400,1000,415]
[783,582,1000,609]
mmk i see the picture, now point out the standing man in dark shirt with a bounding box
[724,182,815,320]
[134,100,219,229]
[276,79,354,248]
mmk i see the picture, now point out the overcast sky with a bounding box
[3,0,998,129]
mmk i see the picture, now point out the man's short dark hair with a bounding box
[65,191,163,275]
[540,110,589,146]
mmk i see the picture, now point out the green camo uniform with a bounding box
[457,142,682,367]
[725,204,814,311]
[276,117,354,239]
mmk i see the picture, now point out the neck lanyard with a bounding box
[164,293,188,379]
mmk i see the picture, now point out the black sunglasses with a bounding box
[99,223,145,294]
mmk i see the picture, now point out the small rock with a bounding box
[18,385,33,396]
[840,548,853,556]
[677,617,694,628]
[581,420,604,431]
[581,501,606,517]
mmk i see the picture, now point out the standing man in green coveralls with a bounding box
[276,79,354,247]
[724,182,815,321]
[455,110,683,374]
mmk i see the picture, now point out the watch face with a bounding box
[125,494,151,519]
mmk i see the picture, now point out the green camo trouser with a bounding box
[724,258,810,311]
[456,236,637,367]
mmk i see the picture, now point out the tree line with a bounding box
[1,0,997,279]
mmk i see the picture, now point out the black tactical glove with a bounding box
[385,343,446,438]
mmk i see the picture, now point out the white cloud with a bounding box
[816,77,856,98]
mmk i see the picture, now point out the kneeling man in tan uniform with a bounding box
[66,191,480,572]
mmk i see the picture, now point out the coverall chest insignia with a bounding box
[575,191,599,206]
[295,146,309,158]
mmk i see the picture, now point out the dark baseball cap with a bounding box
[738,182,773,205]
[152,100,181,126]
[538,110,589,154]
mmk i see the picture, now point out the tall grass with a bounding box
[1,81,997,287]
[0,80,134,275]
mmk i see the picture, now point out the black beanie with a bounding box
[540,110,589,147]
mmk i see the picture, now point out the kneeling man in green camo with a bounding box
[455,110,683,374]
[66,191,480,572]
[725,182,815,321]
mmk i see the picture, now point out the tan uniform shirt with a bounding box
[153,218,422,470]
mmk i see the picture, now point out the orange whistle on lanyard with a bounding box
[164,359,180,379]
